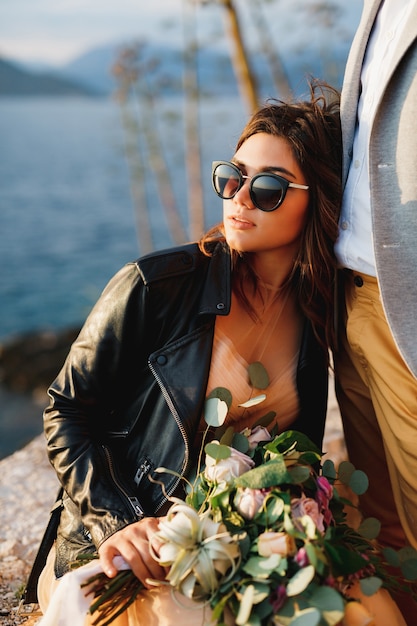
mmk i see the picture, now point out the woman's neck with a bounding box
[249,250,296,292]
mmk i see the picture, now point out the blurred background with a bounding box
[0,0,362,458]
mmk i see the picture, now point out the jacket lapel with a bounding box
[341,0,383,184]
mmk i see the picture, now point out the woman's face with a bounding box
[222,133,310,258]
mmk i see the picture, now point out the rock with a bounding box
[0,327,79,394]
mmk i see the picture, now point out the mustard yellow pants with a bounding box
[334,271,417,624]
[335,271,417,548]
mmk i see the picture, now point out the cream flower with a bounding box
[258,531,296,558]
[150,501,241,601]
[234,488,266,520]
[204,444,255,485]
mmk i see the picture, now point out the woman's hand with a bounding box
[98,517,166,588]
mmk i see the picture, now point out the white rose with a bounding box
[235,488,266,519]
[246,425,272,450]
[204,444,255,485]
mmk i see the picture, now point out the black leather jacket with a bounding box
[44,242,328,577]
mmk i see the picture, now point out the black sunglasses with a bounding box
[212,160,309,212]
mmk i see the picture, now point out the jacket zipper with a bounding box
[102,445,144,519]
[134,458,152,487]
[148,360,189,513]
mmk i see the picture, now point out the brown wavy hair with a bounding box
[199,79,342,351]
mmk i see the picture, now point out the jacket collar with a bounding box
[198,242,232,317]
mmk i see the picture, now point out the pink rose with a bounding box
[234,488,266,519]
[258,531,296,558]
[317,476,333,500]
[294,547,309,567]
[291,496,325,533]
[204,445,255,485]
[246,425,272,450]
[315,476,334,527]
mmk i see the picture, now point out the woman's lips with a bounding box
[228,215,255,229]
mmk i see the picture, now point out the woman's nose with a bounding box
[233,178,254,209]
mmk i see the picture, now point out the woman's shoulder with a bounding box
[133,241,225,285]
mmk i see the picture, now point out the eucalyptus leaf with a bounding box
[400,558,417,581]
[398,546,417,562]
[338,461,355,485]
[205,442,231,460]
[204,397,228,427]
[219,426,235,446]
[239,394,266,408]
[288,608,321,626]
[235,584,255,626]
[207,386,233,408]
[322,459,337,480]
[382,546,400,567]
[249,582,270,604]
[232,432,250,454]
[253,411,277,429]
[357,517,380,540]
[287,465,311,484]
[243,554,281,577]
[359,576,383,596]
[286,564,315,596]
[248,361,270,389]
[310,585,345,620]
[349,469,369,495]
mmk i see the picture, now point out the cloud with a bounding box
[0,0,185,64]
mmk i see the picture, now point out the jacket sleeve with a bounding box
[43,262,149,547]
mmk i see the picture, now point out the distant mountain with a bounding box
[59,41,240,97]
[57,40,349,99]
[0,57,101,97]
[1,36,352,99]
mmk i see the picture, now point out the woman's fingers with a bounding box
[98,517,165,587]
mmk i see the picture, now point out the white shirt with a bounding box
[335,0,415,275]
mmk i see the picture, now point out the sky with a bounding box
[0,0,224,65]
[0,0,192,66]
[0,0,363,68]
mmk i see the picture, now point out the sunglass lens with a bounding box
[252,175,284,211]
[213,163,241,199]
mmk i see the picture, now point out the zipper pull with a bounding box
[128,497,144,518]
[134,458,152,487]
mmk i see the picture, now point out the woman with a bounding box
[33,81,404,625]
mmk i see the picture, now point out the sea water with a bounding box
[0,94,247,456]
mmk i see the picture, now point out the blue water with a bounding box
[0,98,138,338]
[0,95,248,457]
[0,96,247,341]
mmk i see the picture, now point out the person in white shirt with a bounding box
[334,1,417,623]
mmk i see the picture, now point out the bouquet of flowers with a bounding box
[80,373,417,626]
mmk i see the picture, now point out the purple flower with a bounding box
[270,584,287,612]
